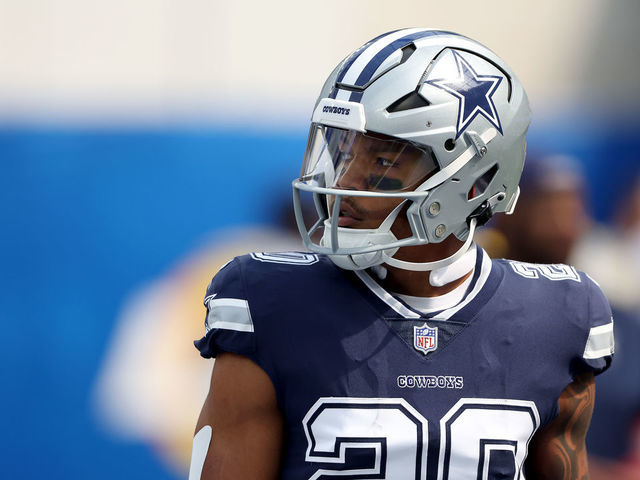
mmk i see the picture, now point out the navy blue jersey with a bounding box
[195,248,613,480]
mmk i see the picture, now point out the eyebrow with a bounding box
[369,143,407,154]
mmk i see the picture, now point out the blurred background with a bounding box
[2,1,639,478]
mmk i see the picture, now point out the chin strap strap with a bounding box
[381,218,477,272]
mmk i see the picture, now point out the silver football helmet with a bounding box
[292,28,530,271]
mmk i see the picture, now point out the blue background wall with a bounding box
[2,128,306,479]
[1,122,638,478]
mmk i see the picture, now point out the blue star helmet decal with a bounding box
[426,50,504,139]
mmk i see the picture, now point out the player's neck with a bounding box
[381,236,473,297]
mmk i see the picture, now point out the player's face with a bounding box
[327,131,434,233]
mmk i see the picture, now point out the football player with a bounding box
[190,29,613,479]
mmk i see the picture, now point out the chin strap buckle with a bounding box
[468,201,493,227]
[468,191,507,227]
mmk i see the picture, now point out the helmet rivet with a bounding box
[480,146,487,156]
[429,202,441,216]
[426,121,432,127]
[435,224,446,238]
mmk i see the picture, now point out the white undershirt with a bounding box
[393,271,474,314]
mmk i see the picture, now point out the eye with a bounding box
[376,157,397,168]
[338,151,353,163]
[334,151,353,169]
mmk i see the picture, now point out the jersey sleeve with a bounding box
[577,274,614,375]
[194,258,256,359]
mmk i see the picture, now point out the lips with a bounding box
[338,214,358,227]
[337,201,363,227]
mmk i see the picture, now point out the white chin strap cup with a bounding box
[428,245,477,287]
[327,230,399,270]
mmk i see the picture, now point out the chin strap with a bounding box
[381,218,477,272]
[428,245,476,287]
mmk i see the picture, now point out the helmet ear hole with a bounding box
[468,164,499,199]
[444,139,456,151]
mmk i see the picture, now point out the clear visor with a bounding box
[300,124,439,192]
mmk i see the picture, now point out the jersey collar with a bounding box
[353,245,495,320]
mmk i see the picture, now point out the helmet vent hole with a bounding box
[400,43,416,64]
[387,91,430,113]
[468,164,499,199]
[444,139,456,151]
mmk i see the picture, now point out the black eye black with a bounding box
[368,175,404,191]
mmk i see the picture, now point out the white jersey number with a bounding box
[250,251,319,265]
[303,397,539,480]
[508,261,580,282]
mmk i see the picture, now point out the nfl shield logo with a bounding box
[414,323,438,354]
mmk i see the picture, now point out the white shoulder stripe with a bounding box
[206,297,254,333]
[583,319,614,359]
[209,298,249,309]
